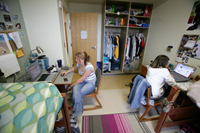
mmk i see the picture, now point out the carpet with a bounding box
[82,112,152,133]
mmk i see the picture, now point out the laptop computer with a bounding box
[27,62,57,82]
[170,63,196,82]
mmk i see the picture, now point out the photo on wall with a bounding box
[0,2,9,12]
[186,1,200,30]
[13,15,18,20]
[4,15,11,22]
[18,31,25,38]
[0,22,6,30]
[5,23,13,30]
[15,23,21,29]
[176,35,200,63]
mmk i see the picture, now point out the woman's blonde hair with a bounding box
[76,51,90,65]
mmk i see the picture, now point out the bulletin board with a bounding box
[176,34,200,63]
[0,31,24,58]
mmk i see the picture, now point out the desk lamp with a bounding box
[29,46,44,61]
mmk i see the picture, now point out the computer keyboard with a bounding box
[38,74,50,81]
[45,74,56,81]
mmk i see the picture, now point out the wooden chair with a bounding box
[68,68,103,111]
[139,87,180,122]
[83,68,103,111]
[139,87,166,121]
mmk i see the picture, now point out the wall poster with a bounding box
[187,1,200,30]
[176,35,200,63]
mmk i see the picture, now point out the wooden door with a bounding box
[70,13,97,70]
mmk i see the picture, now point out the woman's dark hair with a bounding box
[76,51,90,65]
[150,55,169,68]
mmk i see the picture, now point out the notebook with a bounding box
[27,62,57,82]
[170,63,196,82]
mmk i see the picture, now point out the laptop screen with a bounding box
[174,63,196,78]
[27,62,42,80]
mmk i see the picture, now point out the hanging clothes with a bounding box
[115,36,119,59]
[125,37,131,60]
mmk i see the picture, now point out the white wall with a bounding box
[19,0,67,66]
[69,3,102,62]
[143,0,200,77]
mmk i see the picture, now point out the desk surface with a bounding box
[52,69,74,85]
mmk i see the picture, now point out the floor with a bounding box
[61,73,182,133]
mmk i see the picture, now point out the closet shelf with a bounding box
[129,27,148,29]
[106,12,129,16]
[105,25,127,28]
[130,15,150,18]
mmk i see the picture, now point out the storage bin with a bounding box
[142,23,149,27]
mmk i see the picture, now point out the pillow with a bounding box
[187,81,200,108]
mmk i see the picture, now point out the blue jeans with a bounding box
[72,81,96,118]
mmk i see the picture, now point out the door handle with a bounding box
[91,46,97,49]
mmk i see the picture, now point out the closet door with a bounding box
[70,13,98,70]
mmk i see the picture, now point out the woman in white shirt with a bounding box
[146,55,177,99]
[61,51,96,118]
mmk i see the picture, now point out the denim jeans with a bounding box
[72,81,96,118]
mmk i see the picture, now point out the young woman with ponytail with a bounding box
[61,51,96,118]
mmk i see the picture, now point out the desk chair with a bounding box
[139,87,165,121]
[68,69,103,111]
[139,87,180,122]
[83,68,103,111]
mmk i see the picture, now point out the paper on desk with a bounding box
[184,40,196,49]
[0,53,21,77]
[8,31,23,49]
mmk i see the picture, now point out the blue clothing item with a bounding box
[72,81,96,118]
[128,75,151,108]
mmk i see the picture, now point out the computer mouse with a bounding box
[60,73,65,77]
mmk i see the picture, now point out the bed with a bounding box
[0,82,63,133]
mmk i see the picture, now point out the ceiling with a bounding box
[68,0,162,4]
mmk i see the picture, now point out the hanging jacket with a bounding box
[128,75,151,108]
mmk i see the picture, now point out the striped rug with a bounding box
[82,112,151,133]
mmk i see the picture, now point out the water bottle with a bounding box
[112,5,114,13]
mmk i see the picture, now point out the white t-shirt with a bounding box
[76,62,96,84]
[146,66,177,98]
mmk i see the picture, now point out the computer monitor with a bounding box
[174,63,196,78]
[27,62,42,80]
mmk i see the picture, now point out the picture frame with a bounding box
[193,75,200,82]
[167,63,174,71]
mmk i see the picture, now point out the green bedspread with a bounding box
[0,82,63,133]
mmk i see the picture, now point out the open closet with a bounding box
[101,0,153,75]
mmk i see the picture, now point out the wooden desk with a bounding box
[52,68,74,133]
[52,68,74,93]
[155,86,200,133]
